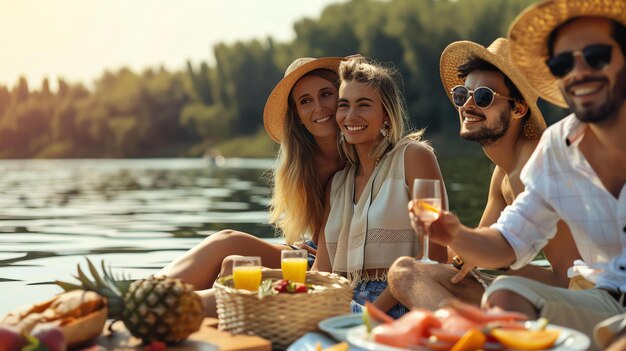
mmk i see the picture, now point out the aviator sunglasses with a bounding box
[450,85,514,109]
[545,44,613,78]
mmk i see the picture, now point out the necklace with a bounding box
[375,143,394,166]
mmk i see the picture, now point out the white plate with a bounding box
[347,322,591,351]
[346,326,426,351]
[318,313,364,342]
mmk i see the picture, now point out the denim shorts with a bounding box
[350,280,409,319]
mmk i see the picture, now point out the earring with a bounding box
[380,121,390,138]
[339,132,345,144]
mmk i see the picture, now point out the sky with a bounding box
[0,0,348,89]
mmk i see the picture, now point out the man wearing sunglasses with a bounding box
[388,38,580,311]
[418,1,626,348]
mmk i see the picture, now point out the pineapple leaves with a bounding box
[101,260,132,295]
[87,258,108,288]
[55,280,85,292]
[76,264,99,291]
[54,257,134,299]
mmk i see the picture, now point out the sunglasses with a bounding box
[545,44,612,78]
[450,85,514,109]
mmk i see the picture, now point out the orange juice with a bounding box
[233,266,262,291]
[281,257,308,283]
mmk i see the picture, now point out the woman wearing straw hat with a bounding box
[312,56,448,317]
[158,57,346,312]
[387,37,580,311]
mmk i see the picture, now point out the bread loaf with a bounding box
[0,290,107,348]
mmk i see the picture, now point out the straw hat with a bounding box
[508,0,626,108]
[440,38,546,138]
[263,57,344,143]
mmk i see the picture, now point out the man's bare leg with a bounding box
[388,256,484,310]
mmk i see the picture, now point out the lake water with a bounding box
[0,156,491,315]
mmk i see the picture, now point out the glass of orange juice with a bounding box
[233,256,262,291]
[281,249,308,283]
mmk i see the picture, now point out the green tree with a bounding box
[0,86,10,118]
[13,77,29,103]
[0,0,547,159]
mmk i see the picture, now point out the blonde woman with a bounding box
[159,57,345,315]
[313,57,448,318]
[266,58,346,250]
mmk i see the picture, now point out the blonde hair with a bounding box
[338,57,422,164]
[268,69,340,244]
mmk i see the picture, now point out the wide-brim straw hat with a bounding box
[440,38,546,137]
[508,0,626,108]
[263,57,344,143]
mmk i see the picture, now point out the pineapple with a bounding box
[56,259,204,344]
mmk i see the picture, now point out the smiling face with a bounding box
[291,75,339,140]
[552,17,626,123]
[457,70,513,146]
[336,80,387,148]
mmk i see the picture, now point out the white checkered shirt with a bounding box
[491,113,626,291]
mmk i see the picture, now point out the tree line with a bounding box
[1,0,566,159]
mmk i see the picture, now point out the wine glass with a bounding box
[412,178,442,264]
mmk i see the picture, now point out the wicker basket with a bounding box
[214,269,353,349]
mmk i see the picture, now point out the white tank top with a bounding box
[325,138,421,285]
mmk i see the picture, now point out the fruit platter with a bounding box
[345,300,590,351]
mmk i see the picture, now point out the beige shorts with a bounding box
[483,276,625,351]
[595,312,626,349]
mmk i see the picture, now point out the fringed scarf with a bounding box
[325,138,421,287]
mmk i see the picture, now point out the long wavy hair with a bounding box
[337,57,422,164]
[268,69,340,244]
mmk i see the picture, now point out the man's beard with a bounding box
[565,65,626,123]
[460,109,511,146]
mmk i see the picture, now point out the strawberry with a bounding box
[294,284,308,293]
[271,279,308,293]
[273,279,289,293]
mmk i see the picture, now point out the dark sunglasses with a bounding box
[545,44,612,78]
[450,85,514,109]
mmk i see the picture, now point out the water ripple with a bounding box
[0,158,273,314]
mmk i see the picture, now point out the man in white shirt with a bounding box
[388,38,580,310]
[424,0,626,348]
